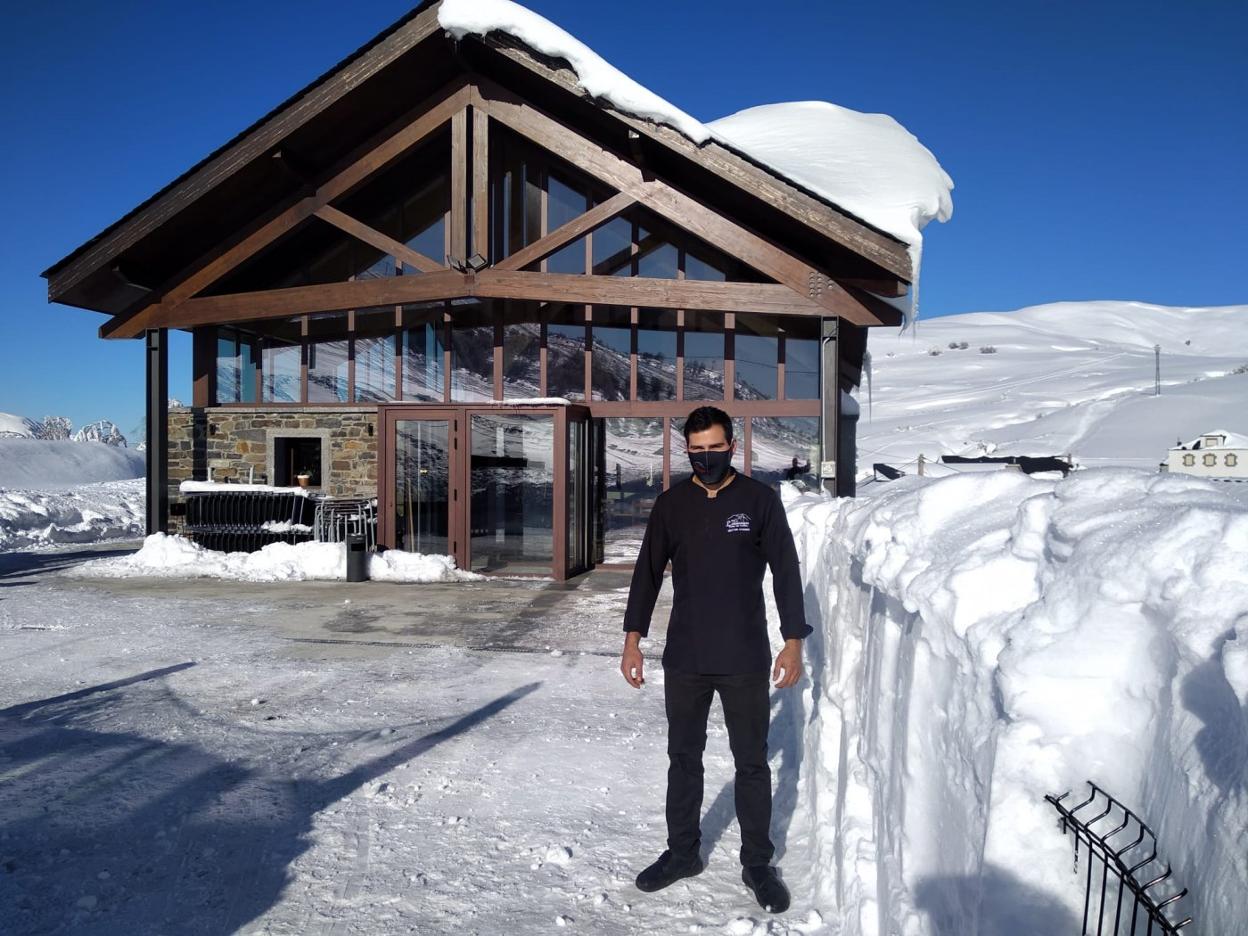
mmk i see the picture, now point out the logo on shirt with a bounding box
[725,513,752,534]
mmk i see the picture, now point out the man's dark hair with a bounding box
[682,406,733,442]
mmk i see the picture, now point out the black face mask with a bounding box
[689,448,733,485]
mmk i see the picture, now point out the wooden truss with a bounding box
[102,79,903,339]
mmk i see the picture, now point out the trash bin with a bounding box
[346,532,370,582]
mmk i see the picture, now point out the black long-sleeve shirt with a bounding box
[623,471,811,674]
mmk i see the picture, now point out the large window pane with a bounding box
[591,305,632,402]
[636,308,676,402]
[503,321,541,399]
[545,304,586,401]
[451,302,495,402]
[402,304,445,402]
[354,308,397,403]
[215,329,255,404]
[470,413,554,574]
[494,139,542,260]
[260,318,302,403]
[684,245,729,282]
[637,227,678,279]
[750,416,819,488]
[604,417,664,563]
[593,216,633,276]
[734,314,779,401]
[784,320,821,399]
[546,173,588,275]
[682,311,724,401]
[307,313,349,403]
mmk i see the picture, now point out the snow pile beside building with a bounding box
[784,469,1248,934]
[0,437,145,489]
[68,533,482,584]
[0,480,146,551]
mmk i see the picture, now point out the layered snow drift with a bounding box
[69,533,482,584]
[709,102,954,248]
[0,480,146,552]
[438,0,952,261]
[0,438,145,489]
[784,469,1248,934]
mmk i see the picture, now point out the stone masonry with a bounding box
[167,407,378,534]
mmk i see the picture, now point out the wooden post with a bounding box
[918,454,926,477]
[146,328,169,535]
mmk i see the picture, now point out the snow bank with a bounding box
[68,533,482,584]
[785,469,1247,934]
[0,438,145,488]
[0,480,146,551]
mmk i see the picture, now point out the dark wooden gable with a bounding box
[44,1,910,335]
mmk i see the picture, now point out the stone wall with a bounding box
[167,407,378,533]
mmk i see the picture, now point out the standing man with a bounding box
[621,405,810,914]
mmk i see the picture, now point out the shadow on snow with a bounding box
[0,663,539,934]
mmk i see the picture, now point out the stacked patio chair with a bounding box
[182,488,318,553]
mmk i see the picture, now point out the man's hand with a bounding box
[621,633,645,688]
[772,639,803,689]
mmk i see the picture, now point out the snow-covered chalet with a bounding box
[41,0,950,579]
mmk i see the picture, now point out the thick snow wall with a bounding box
[781,469,1248,934]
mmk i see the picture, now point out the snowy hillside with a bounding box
[0,412,40,438]
[0,438,144,489]
[861,301,1248,478]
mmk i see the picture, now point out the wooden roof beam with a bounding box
[494,191,635,272]
[472,82,884,328]
[102,81,472,339]
[314,204,444,273]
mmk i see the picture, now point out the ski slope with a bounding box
[861,301,1248,477]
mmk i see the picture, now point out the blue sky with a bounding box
[1,0,1244,435]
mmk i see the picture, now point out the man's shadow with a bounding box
[0,664,539,935]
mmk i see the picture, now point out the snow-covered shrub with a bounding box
[980,345,998,354]
[928,347,942,356]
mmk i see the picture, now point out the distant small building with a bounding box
[1164,430,1248,480]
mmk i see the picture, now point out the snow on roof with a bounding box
[1172,430,1248,451]
[438,0,953,258]
[707,102,954,249]
[439,0,708,142]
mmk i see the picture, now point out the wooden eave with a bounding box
[44,0,911,325]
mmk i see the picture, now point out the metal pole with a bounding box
[145,328,169,535]
[1154,344,1161,396]
[820,317,839,496]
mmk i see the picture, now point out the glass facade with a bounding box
[750,416,819,488]
[450,303,495,402]
[503,322,541,399]
[353,308,397,403]
[215,330,256,404]
[603,417,664,563]
[402,304,445,402]
[470,413,555,574]
[784,320,821,399]
[636,309,677,402]
[591,306,632,402]
[394,418,450,555]
[306,313,349,403]
[734,314,779,401]
[682,312,724,401]
[545,304,587,401]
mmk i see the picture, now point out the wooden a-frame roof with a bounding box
[43,1,912,329]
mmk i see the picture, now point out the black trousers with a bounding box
[663,670,774,867]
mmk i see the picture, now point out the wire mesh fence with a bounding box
[1046,783,1193,935]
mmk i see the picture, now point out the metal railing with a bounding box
[1046,783,1193,935]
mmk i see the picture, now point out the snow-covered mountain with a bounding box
[0,412,39,438]
[860,300,1248,476]
[72,419,128,447]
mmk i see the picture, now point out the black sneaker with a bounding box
[635,850,704,892]
[742,864,790,913]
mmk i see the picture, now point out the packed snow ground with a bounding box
[0,561,824,935]
[860,301,1248,479]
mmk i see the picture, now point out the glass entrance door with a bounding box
[394,418,450,555]
[469,412,555,575]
